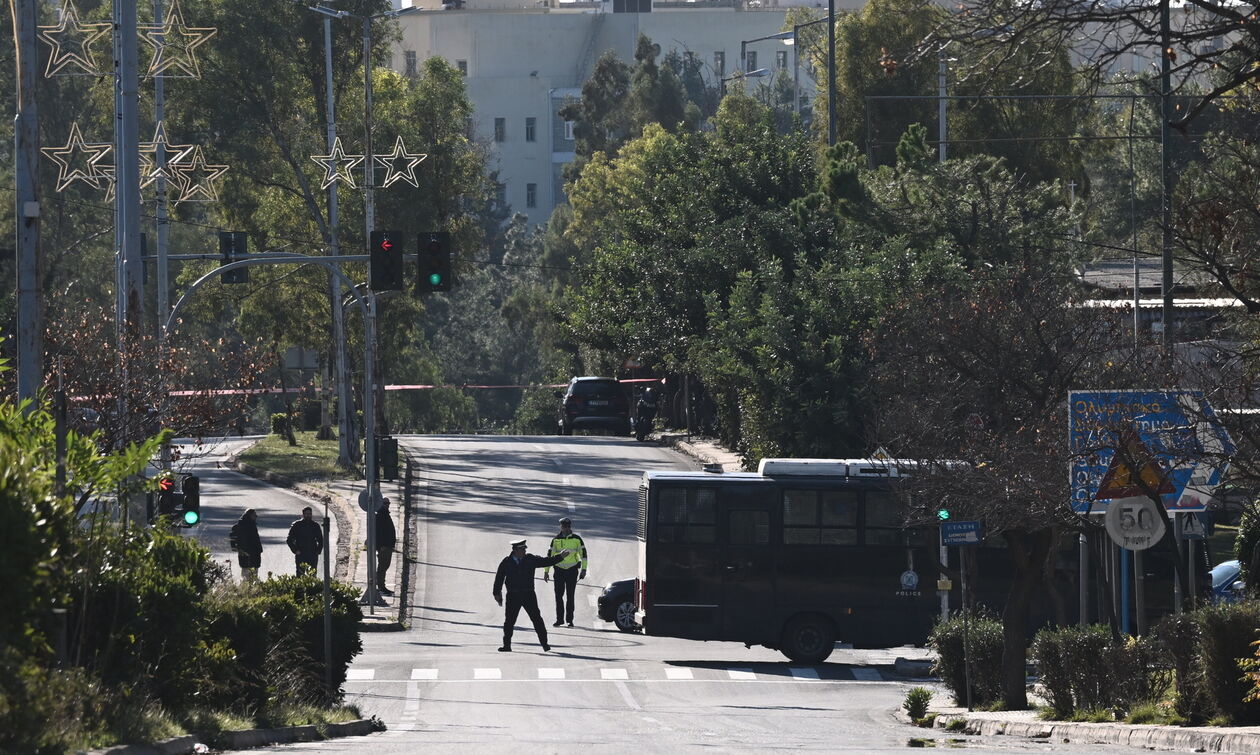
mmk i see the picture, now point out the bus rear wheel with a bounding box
[781,615,835,664]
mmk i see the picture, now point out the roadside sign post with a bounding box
[941,521,983,711]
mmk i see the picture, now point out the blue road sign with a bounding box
[940,520,984,546]
[1069,390,1235,514]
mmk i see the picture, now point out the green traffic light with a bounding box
[937,508,951,521]
[429,273,442,286]
[183,509,200,526]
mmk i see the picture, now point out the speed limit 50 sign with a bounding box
[1103,496,1167,551]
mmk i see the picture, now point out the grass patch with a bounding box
[1066,708,1116,723]
[255,703,362,729]
[1126,701,1184,726]
[180,708,254,734]
[237,431,358,481]
[914,713,939,728]
[943,718,968,732]
[907,737,936,747]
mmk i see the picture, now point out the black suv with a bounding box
[556,377,631,436]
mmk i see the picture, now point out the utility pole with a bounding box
[115,0,145,333]
[14,0,43,406]
[826,0,835,146]
[321,13,353,468]
[1159,0,1173,349]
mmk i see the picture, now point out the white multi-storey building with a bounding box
[392,0,838,224]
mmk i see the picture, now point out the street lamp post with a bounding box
[720,67,769,97]
[780,17,831,123]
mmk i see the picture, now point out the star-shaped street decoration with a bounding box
[37,0,112,77]
[170,145,229,202]
[140,0,217,78]
[311,137,365,189]
[376,136,427,188]
[40,122,114,192]
[140,122,195,190]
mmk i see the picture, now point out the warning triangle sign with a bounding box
[1095,428,1175,500]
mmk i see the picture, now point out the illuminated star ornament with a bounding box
[172,145,229,202]
[37,0,112,77]
[140,0,218,78]
[40,122,113,191]
[311,137,365,189]
[139,122,195,190]
[377,136,427,188]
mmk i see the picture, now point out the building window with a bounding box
[746,50,757,72]
[495,184,506,205]
[404,50,417,77]
[526,183,537,208]
[776,50,787,69]
[563,120,575,141]
[714,51,725,77]
[494,117,506,142]
[457,59,468,75]
[525,117,537,142]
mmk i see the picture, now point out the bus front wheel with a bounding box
[781,615,835,664]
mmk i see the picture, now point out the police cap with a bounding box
[510,538,527,550]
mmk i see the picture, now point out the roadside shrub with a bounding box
[928,610,1004,707]
[206,574,363,713]
[903,686,932,720]
[1236,505,1260,593]
[1032,624,1168,718]
[270,412,291,436]
[1154,611,1205,722]
[1197,600,1260,724]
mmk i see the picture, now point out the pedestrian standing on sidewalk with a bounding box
[230,508,262,582]
[492,539,570,652]
[543,517,588,627]
[286,506,323,575]
[375,498,397,597]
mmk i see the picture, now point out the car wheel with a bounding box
[614,599,638,633]
[781,614,834,664]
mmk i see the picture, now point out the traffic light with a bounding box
[937,507,951,521]
[157,475,177,517]
[219,231,249,284]
[370,230,405,291]
[181,475,201,526]
[379,437,399,481]
[417,232,452,293]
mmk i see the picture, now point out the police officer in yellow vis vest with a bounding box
[543,517,588,627]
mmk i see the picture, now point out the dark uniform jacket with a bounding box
[231,515,263,568]
[287,518,323,556]
[375,509,397,551]
[493,553,566,596]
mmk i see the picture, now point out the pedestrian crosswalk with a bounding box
[343,665,888,683]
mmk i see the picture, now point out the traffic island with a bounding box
[931,710,1260,753]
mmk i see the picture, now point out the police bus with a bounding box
[635,458,939,663]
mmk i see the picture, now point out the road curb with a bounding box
[654,432,745,472]
[84,718,384,755]
[934,712,1260,753]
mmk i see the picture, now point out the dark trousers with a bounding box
[295,553,318,575]
[503,590,547,648]
[377,547,393,588]
[553,567,578,623]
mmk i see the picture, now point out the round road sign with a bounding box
[1103,496,1166,551]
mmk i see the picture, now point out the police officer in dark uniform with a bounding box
[492,538,570,652]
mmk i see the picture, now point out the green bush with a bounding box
[1196,600,1260,724]
[903,686,932,720]
[206,574,363,713]
[270,412,291,436]
[1153,611,1204,722]
[928,610,1005,707]
[1237,506,1260,594]
[1031,624,1168,718]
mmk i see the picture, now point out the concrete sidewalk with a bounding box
[655,430,746,472]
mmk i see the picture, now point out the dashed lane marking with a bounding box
[346,668,375,680]
[600,668,629,680]
[411,668,438,680]
[727,668,756,680]
[664,668,693,680]
[789,667,820,680]
[538,668,565,679]
[474,668,502,680]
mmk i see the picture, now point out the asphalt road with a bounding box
[225,434,1160,754]
[170,436,338,582]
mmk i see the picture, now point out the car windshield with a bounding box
[1210,561,1240,589]
[571,381,621,399]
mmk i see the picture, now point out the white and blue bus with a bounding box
[635,459,942,663]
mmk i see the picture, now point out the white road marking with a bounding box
[601,668,629,680]
[615,680,641,710]
[474,668,502,680]
[789,667,820,680]
[538,668,565,679]
[346,668,375,680]
[665,668,693,680]
[411,668,438,680]
[851,668,882,681]
[727,668,756,681]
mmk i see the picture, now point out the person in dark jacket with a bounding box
[230,508,262,582]
[286,506,323,575]
[375,498,397,597]
[492,539,570,652]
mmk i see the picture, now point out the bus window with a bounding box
[783,489,858,545]
[656,487,716,544]
[729,509,769,545]
[864,491,903,546]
